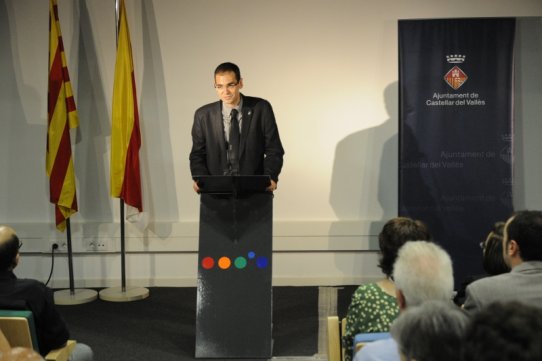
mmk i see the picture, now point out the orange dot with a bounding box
[218,256,231,269]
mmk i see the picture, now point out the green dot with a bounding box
[234,256,247,269]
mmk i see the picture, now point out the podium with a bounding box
[194,175,273,359]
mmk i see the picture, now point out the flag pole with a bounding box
[48,0,96,306]
[99,0,148,302]
[120,199,126,291]
[54,218,98,305]
[66,218,75,293]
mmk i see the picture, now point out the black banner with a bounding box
[398,18,515,287]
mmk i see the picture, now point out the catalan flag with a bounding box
[46,0,78,232]
[110,0,142,215]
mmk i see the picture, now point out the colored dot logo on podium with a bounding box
[201,257,214,270]
[256,256,268,269]
[200,251,269,270]
[218,256,231,269]
[234,256,247,269]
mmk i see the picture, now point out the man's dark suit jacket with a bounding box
[0,270,69,355]
[189,95,284,182]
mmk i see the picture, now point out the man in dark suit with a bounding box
[189,62,284,192]
[463,210,542,311]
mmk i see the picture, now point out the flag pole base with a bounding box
[99,286,149,302]
[54,289,98,305]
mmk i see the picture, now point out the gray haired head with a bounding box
[393,241,454,307]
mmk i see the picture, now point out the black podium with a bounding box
[194,175,273,359]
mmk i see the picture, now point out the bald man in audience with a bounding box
[463,210,542,311]
[354,241,455,361]
[0,226,93,361]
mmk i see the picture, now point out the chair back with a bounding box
[0,328,11,353]
[327,316,351,361]
[327,316,341,361]
[0,309,40,351]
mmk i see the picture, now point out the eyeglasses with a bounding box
[214,82,238,91]
[18,241,23,249]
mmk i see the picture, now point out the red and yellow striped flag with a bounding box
[110,0,142,215]
[46,0,78,231]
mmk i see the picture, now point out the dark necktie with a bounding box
[228,109,240,174]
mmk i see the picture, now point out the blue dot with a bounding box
[256,256,269,269]
[248,251,256,259]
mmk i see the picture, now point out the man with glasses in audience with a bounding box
[464,210,542,311]
[189,62,284,193]
[0,226,93,361]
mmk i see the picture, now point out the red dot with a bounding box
[202,257,214,269]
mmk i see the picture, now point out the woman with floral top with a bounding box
[342,217,431,361]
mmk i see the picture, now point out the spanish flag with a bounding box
[110,0,142,215]
[46,0,78,231]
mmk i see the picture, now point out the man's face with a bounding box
[214,71,243,106]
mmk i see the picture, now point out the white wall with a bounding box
[1,0,541,287]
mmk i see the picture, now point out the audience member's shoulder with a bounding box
[16,278,50,294]
[17,277,46,287]
[351,283,378,301]
[356,283,378,292]
[466,271,509,291]
[355,337,398,361]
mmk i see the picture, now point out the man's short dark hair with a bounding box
[463,301,542,361]
[214,62,241,82]
[378,217,431,277]
[0,233,20,271]
[506,210,542,261]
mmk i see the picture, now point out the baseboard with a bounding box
[48,276,379,289]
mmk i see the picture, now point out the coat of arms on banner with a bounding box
[444,55,467,90]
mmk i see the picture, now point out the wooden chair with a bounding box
[0,329,46,361]
[0,310,76,361]
[327,316,346,361]
[0,328,11,354]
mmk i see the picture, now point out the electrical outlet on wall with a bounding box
[48,240,67,252]
[95,239,108,251]
[86,238,109,252]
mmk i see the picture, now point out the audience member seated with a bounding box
[462,301,542,361]
[342,217,430,361]
[390,300,468,361]
[0,226,93,361]
[454,221,509,305]
[463,210,542,311]
[354,241,454,361]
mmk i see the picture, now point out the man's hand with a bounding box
[267,179,277,192]
[193,181,200,193]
